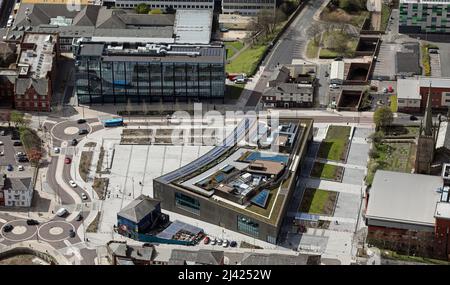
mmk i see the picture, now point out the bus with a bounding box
[103,117,124,127]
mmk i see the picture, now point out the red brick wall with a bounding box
[435,218,450,260]
[419,87,450,109]
[15,83,51,112]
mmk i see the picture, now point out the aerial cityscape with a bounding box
[0,0,450,267]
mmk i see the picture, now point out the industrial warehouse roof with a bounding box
[365,170,442,226]
[117,195,160,223]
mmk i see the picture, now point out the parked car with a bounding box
[78,129,88,135]
[210,238,217,245]
[0,131,5,136]
[329,83,339,89]
[230,241,237,248]
[3,225,13,232]
[18,156,28,163]
[7,164,13,171]
[65,157,72,164]
[222,239,229,248]
[81,193,88,200]
[410,115,418,121]
[54,147,60,154]
[69,229,76,238]
[13,141,22,146]
[71,139,78,146]
[18,165,24,171]
[203,236,210,245]
[69,180,77,187]
[76,214,83,221]
[77,119,86,124]
[0,141,3,145]
[217,239,223,246]
[56,208,68,217]
[26,219,39,226]
[0,151,3,156]
[220,27,229,32]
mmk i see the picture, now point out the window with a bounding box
[175,192,200,215]
[267,235,276,244]
[237,216,259,237]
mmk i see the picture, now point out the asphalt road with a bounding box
[47,156,74,205]
[246,0,325,107]
[62,155,92,203]
[0,0,15,28]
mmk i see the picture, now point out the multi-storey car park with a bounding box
[399,0,450,34]
[153,117,313,244]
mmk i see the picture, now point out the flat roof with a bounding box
[366,170,443,226]
[174,10,212,44]
[397,78,421,99]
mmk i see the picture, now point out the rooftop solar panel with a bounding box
[250,190,270,208]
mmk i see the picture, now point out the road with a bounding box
[47,157,74,205]
[246,0,326,107]
[0,0,15,28]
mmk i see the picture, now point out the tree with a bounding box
[10,111,26,127]
[307,23,323,44]
[28,148,42,167]
[368,131,383,144]
[373,107,393,130]
[135,3,150,14]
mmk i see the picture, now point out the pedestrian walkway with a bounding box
[303,178,362,195]
[307,157,367,170]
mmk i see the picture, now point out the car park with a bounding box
[65,157,72,164]
[69,180,77,187]
[26,219,39,226]
[3,225,13,232]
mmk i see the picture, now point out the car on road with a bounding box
[65,157,72,164]
[71,139,78,146]
[18,165,24,171]
[0,151,4,156]
[81,193,88,200]
[69,229,76,238]
[324,71,329,77]
[54,147,60,154]
[3,225,13,232]
[0,141,3,145]
[410,115,418,121]
[13,141,22,146]
[26,219,39,226]
[210,238,217,245]
[222,239,229,248]
[230,241,237,247]
[78,129,88,135]
[77,119,86,124]
[76,214,83,221]
[0,131,5,136]
[7,164,13,171]
[203,236,210,245]
[69,180,77,187]
[56,208,68,217]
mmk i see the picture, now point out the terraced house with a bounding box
[399,0,450,34]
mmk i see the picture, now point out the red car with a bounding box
[203,236,210,245]
[64,157,72,164]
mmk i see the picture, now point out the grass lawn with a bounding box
[93,177,108,200]
[390,95,398,112]
[319,31,358,58]
[299,188,338,216]
[317,125,351,161]
[310,162,343,181]
[381,250,450,265]
[225,41,244,59]
[380,4,392,31]
[226,44,267,75]
[225,84,245,100]
[306,40,319,59]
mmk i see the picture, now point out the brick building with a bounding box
[365,170,450,260]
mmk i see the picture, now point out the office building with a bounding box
[399,0,450,34]
[222,0,276,16]
[114,0,214,10]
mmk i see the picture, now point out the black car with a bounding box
[410,115,418,121]
[18,156,29,163]
[77,119,86,124]
[3,225,13,232]
[26,219,39,226]
[69,229,76,238]
[13,141,22,146]
[76,214,83,221]
[230,241,237,248]
[78,129,88,135]
[71,139,78,146]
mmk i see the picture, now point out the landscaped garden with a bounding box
[320,0,370,29]
[299,188,338,216]
[310,162,344,182]
[317,125,352,162]
[225,41,244,59]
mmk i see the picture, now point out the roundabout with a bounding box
[0,220,38,242]
[50,120,92,141]
[37,221,75,243]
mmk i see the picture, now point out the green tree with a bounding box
[373,107,393,130]
[10,111,25,127]
[135,3,150,14]
[149,8,162,14]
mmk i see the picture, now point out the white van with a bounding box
[56,208,68,217]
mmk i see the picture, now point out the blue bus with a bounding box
[103,117,124,127]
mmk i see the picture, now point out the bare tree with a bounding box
[307,23,323,44]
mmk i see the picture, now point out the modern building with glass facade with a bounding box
[153,119,314,244]
[75,42,225,104]
[399,0,450,34]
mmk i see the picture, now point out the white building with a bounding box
[330,61,344,84]
[396,77,421,111]
[221,0,276,16]
[0,174,34,207]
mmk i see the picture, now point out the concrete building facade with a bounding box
[399,0,450,34]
